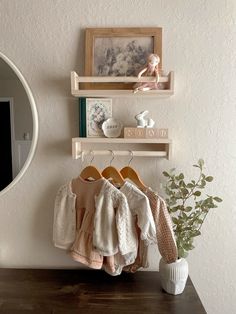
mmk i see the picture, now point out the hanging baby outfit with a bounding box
[53,174,177,274]
[53,176,137,270]
[100,181,156,276]
[53,182,76,250]
[123,187,178,273]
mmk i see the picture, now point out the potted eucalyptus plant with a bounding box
[159,159,222,295]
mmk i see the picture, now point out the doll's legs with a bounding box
[133,82,159,93]
[133,83,152,93]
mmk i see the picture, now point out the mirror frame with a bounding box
[0,51,39,195]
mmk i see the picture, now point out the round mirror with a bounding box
[0,52,38,195]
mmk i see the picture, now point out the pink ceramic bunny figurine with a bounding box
[133,54,160,93]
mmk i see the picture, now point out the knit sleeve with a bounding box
[148,190,178,263]
[53,183,76,250]
[133,194,157,245]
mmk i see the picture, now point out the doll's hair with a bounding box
[147,53,160,64]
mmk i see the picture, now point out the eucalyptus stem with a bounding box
[163,159,222,258]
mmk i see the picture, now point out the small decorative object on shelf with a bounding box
[102,118,123,138]
[124,127,168,139]
[133,54,160,93]
[135,110,155,128]
[86,98,112,137]
[159,159,222,295]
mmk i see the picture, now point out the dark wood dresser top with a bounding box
[0,269,206,314]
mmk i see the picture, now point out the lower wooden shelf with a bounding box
[72,138,172,160]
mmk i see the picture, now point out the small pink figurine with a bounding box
[133,53,160,93]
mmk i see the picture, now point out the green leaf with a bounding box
[172,217,179,224]
[191,230,201,237]
[193,191,201,197]
[182,242,195,251]
[198,159,204,167]
[184,206,192,212]
[181,188,189,196]
[205,176,213,182]
[163,171,170,177]
[187,183,194,188]
[178,247,188,258]
[169,206,179,213]
[179,173,184,180]
[170,182,178,189]
[182,212,188,220]
[199,180,206,188]
[196,218,204,224]
[214,197,223,202]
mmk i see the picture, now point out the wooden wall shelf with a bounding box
[72,137,172,160]
[71,71,174,97]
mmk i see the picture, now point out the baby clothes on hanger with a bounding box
[53,176,137,270]
[53,182,76,250]
[99,180,156,276]
[53,169,177,275]
[144,188,178,264]
[123,188,178,273]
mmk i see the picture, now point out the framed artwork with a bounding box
[84,27,162,90]
[86,98,112,137]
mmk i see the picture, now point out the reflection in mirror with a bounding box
[0,53,38,194]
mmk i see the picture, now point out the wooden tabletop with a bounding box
[0,269,206,314]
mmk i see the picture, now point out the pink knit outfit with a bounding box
[124,188,177,273]
[70,177,105,269]
[145,189,177,264]
[70,176,136,270]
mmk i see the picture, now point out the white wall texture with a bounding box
[0,0,235,313]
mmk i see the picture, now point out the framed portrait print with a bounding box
[84,27,162,90]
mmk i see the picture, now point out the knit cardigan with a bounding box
[53,178,137,263]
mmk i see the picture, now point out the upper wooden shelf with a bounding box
[70,71,174,97]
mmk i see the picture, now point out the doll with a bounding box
[133,54,160,93]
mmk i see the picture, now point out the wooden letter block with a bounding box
[124,127,135,138]
[124,127,168,139]
[145,128,157,139]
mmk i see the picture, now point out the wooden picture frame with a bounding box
[84,27,162,90]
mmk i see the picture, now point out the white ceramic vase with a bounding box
[159,257,189,295]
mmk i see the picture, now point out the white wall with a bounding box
[0,1,236,313]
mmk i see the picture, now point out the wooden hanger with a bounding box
[102,150,125,186]
[120,151,147,190]
[79,151,103,181]
[102,166,125,186]
[80,165,103,181]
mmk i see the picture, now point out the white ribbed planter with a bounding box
[159,258,189,295]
